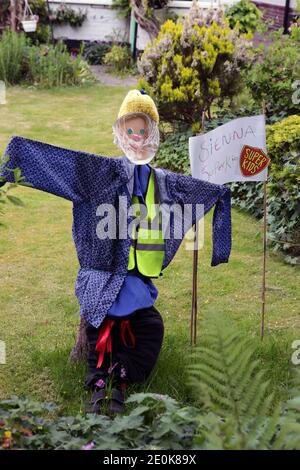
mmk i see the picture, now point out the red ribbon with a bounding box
[120,320,136,348]
[95,319,115,368]
[95,318,136,369]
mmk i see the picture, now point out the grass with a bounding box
[0,85,300,415]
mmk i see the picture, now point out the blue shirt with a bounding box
[107,164,158,318]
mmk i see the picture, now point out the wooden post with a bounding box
[260,180,267,339]
[260,100,268,340]
[191,223,199,345]
[190,111,205,346]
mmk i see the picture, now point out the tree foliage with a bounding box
[245,29,300,117]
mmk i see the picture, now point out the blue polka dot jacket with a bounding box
[0,136,232,328]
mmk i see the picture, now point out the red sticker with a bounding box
[240,145,270,177]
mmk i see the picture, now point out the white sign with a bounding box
[189,115,268,184]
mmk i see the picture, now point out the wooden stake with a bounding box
[260,101,267,340]
[191,223,199,345]
[190,112,205,346]
[260,180,267,339]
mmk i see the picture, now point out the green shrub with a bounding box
[25,42,96,88]
[0,32,95,88]
[225,0,262,34]
[0,30,27,85]
[267,115,300,164]
[83,41,111,65]
[245,30,300,117]
[266,117,300,262]
[103,44,132,75]
[230,173,300,265]
[289,16,300,41]
[137,2,251,132]
[0,394,198,450]
[155,130,192,174]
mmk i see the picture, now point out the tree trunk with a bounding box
[9,0,24,31]
[9,0,16,31]
[69,318,89,362]
[130,0,161,39]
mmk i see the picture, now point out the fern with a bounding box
[188,315,300,449]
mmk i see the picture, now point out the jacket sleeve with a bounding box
[0,136,117,203]
[166,172,232,266]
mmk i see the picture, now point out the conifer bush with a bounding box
[137,1,251,132]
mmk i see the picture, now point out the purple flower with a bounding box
[81,441,95,451]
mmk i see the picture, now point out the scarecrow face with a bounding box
[125,115,148,141]
[113,112,159,165]
[124,115,148,156]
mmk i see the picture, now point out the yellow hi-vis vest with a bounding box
[128,169,164,278]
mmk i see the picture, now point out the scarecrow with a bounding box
[0,89,232,414]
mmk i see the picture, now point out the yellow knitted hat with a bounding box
[117,89,159,123]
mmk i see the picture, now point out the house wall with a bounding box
[48,0,238,48]
[48,0,298,47]
[49,1,130,43]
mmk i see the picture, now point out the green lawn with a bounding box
[0,85,300,415]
